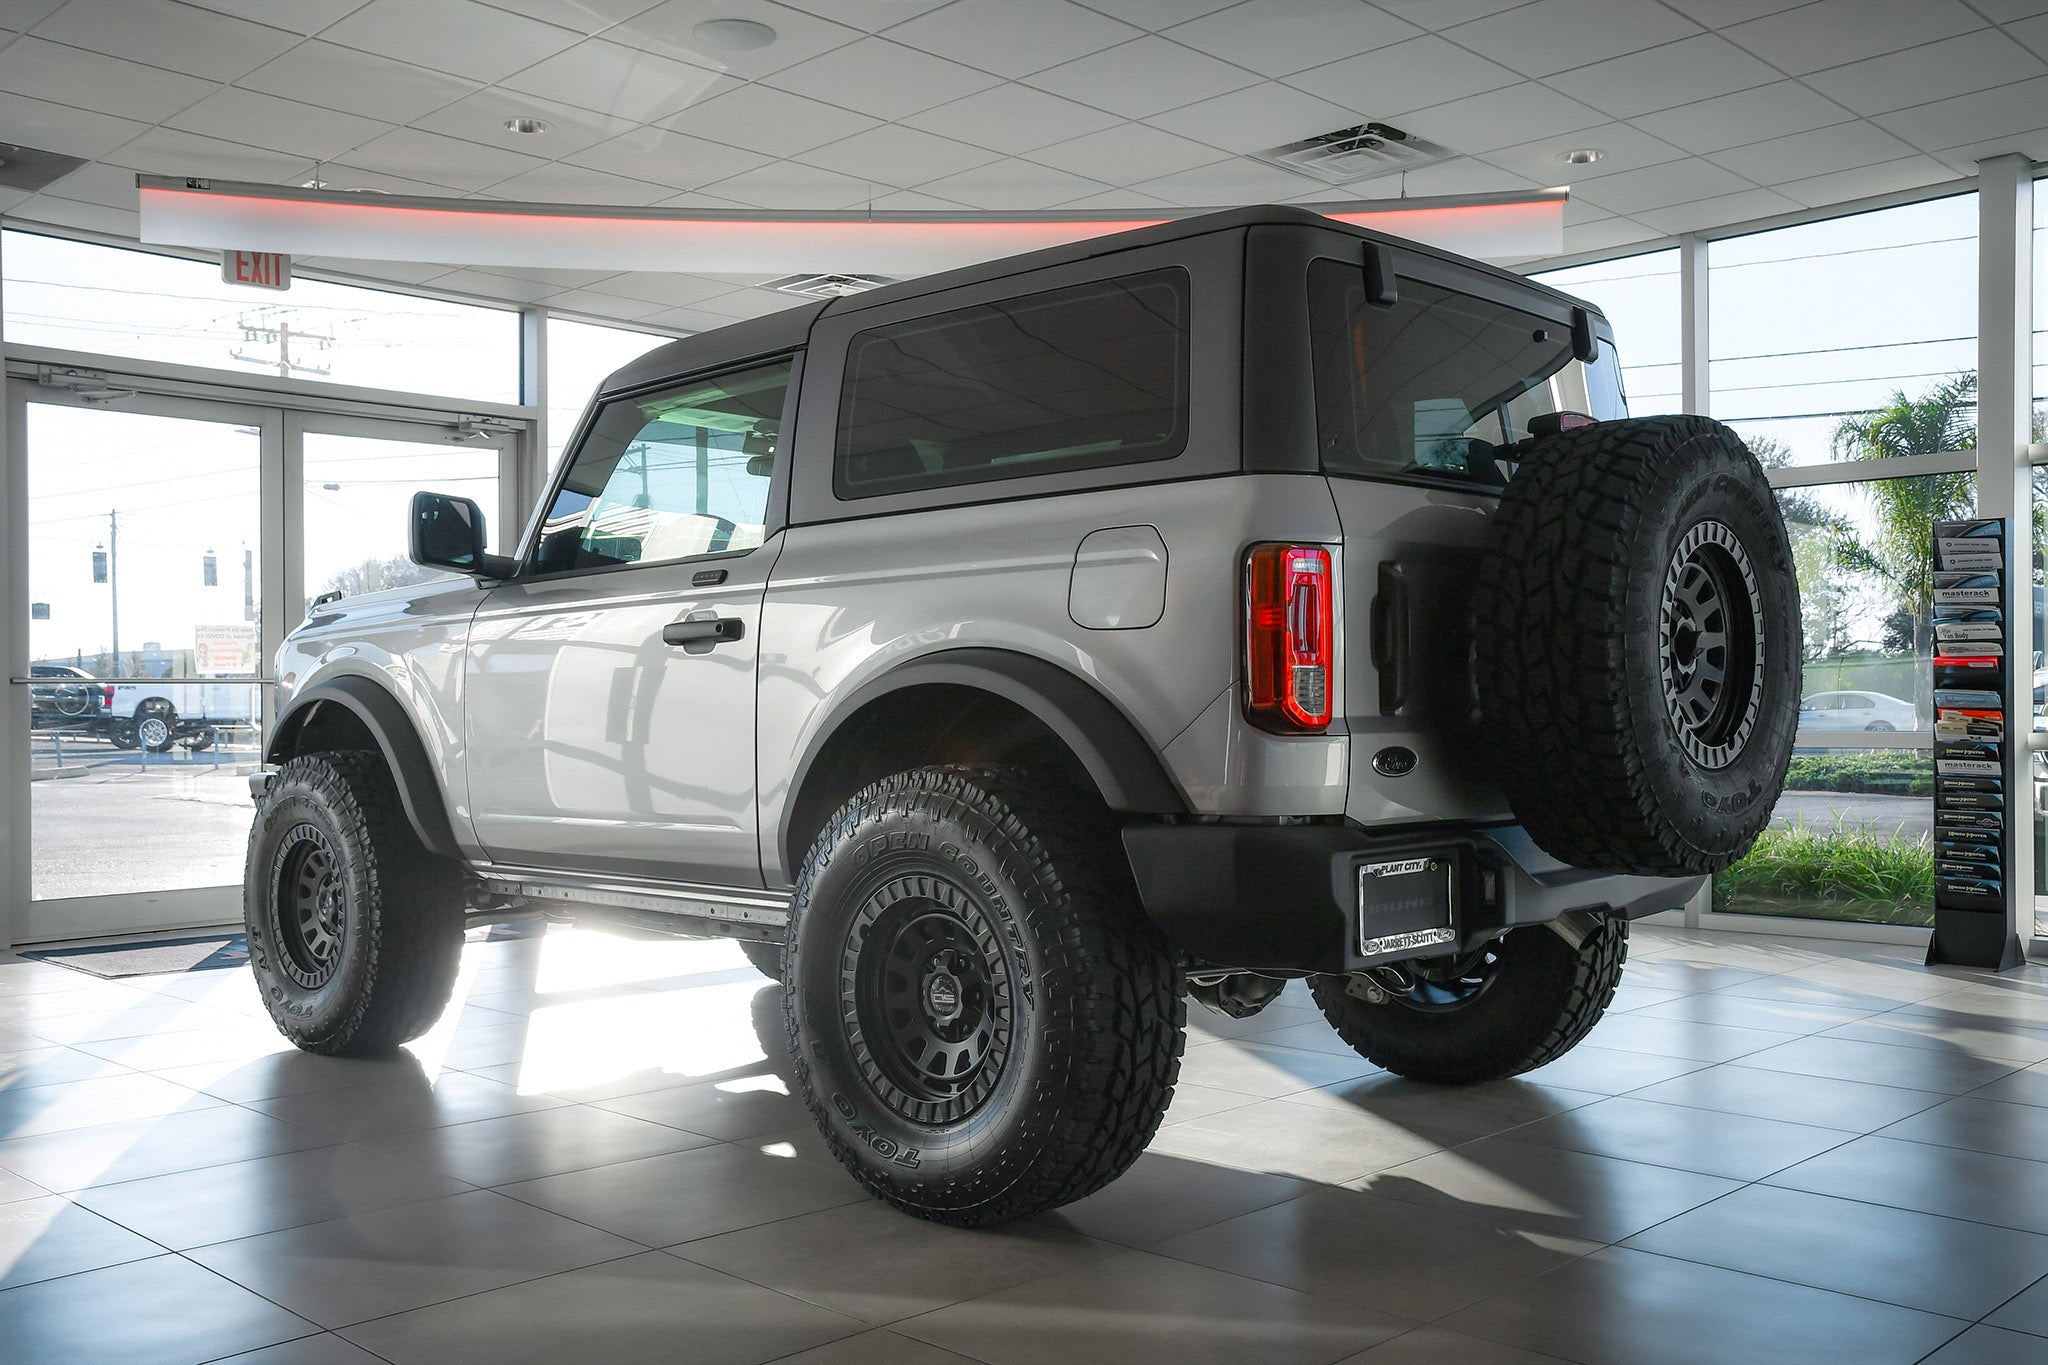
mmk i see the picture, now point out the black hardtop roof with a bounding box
[598,203,1594,399]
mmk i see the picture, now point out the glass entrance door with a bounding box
[14,392,277,940]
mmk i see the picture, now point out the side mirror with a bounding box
[409,491,517,579]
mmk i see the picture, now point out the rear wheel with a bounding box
[1309,917,1628,1084]
[244,751,464,1055]
[784,765,1183,1226]
[132,699,178,753]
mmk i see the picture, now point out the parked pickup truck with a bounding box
[107,680,255,752]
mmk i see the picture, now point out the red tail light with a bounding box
[1245,543,1334,733]
[102,685,114,709]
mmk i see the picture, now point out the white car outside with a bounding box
[1798,690,1917,732]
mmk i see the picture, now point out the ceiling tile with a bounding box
[1284,34,1518,118]
[1544,35,1777,119]
[472,0,667,32]
[471,263,626,286]
[40,160,144,210]
[635,303,730,330]
[1630,80,1852,154]
[2013,15,2048,62]
[761,36,1001,119]
[1368,0,1526,26]
[1873,74,2048,151]
[582,270,736,306]
[1024,35,1261,118]
[14,193,138,235]
[318,162,476,195]
[1720,0,1984,74]
[867,187,976,209]
[168,87,393,163]
[411,89,639,158]
[1558,216,1663,254]
[890,0,1141,77]
[609,0,867,79]
[568,124,772,187]
[1631,185,1797,232]
[765,0,952,31]
[1560,196,1612,225]
[293,256,459,285]
[1445,0,1700,78]
[179,0,371,33]
[1027,121,1227,181]
[1569,156,1753,214]
[31,0,298,81]
[1769,155,1960,210]
[695,158,878,207]
[0,36,217,123]
[322,0,583,83]
[1801,29,2047,116]
[346,126,549,191]
[899,83,1120,154]
[487,160,678,202]
[0,90,148,159]
[540,285,672,318]
[913,158,1114,209]
[1164,0,1420,77]
[1706,120,1918,184]
[1050,186,1181,208]
[1129,154,1329,205]
[1146,82,1359,154]
[1929,128,2048,174]
[104,126,315,183]
[240,41,483,123]
[1967,0,2048,18]
[1076,0,1240,27]
[502,37,738,121]
[796,122,999,185]
[1397,81,1607,155]
[0,0,68,29]
[659,82,876,156]
[1655,0,1816,24]
[1478,122,1689,184]
[686,287,806,318]
[433,267,557,302]
[1319,155,1539,198]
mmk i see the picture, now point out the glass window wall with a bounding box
[545,317,675,469]
[1531,248,1681,415]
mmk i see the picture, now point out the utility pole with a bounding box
[244,546,255,622]
[232,314,333,379]
[107,508,119,676]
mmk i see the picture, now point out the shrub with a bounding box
[1782,751,1932,796]
[1714,821,1933,927]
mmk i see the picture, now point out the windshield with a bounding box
[1309,258,1626,487]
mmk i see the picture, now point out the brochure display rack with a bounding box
[1928,517,2026,970]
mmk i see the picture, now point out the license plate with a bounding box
[1356,854,1456,960]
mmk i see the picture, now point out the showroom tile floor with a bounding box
[3,923,2048,1365]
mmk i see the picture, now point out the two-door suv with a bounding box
[246,205,1800,1225]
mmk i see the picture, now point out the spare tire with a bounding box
[1474,415,1799,877]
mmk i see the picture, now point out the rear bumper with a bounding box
[1121,820,1700,973]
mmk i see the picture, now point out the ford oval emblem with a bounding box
[1373,746,1418,778]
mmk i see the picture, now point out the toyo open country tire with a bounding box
[244,751,465,1055]
[784,765,1184,1226]
[1475,415,1800,877]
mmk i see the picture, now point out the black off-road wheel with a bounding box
[739,939,783,980]
[784,765,1184,1226]
[1476,415,1800,876]
[1310,917,1628,1084]
[244,751,464,1055]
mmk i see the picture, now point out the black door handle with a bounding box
[663,617,745,647]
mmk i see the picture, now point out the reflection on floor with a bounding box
[2,923,2047,1364]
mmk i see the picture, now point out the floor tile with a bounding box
[0,1254,316,1365]
[1513,1043,1712,1095]
[768,1330,984,1364]
[1624,1183,2048,1319]
[1357,1136,1741,1243]
[338,1250,860,1365]
[1821,1013,2048,1065]
[1878,1096,2048,1163]
[1336,1325,1578,1363]
[1765,1135,2048,1235]
[69,1022,294,1072]
[1580,1013,1798,1063]
[250,1070,567,1142]
[0,1044,134,1090]
[1503,1095,1850,1181]
[0,1070,222,1141]
[1626,1062,1945,1132]
[1617,961,1768,993]
[1235,1018,1383,1058]
[1625,991,1877,1031]
[1918,1325,2048,1364]
[1737,1035,2023,1094]
[0,1103,337,1192]
[595,1071,811,1140]
[73,1142,475,1250]
[1438,1245,1964,1365]
[152,1048,438,1103]
[1173,1040,1381,1098]
[1286,1072,1605,1141]
[1155,1183,1599,1322]
[25,1001,249,1045]
[0,1167,47,1204]
[499,1141,867,1246]
[1154,1081,1261,1127]
[1148,1094,1450,1184]
[1049,1149,1309,1248]
[357,1103,716,1187]
[1985,1268,2048,1336]
[211,1336,394,1364]
[677,1197,1109,1324]
[188,1188,644,1328]
[895,1247,1411,1365]
[1970,1064,2048,1109]
[0,1193,165,1290]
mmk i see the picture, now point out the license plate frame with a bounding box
[1356,852,1457,962]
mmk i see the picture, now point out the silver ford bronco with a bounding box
[246,205,1799,1225]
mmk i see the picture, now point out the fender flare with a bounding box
[782,647,1186,869]
[266,674,461,859]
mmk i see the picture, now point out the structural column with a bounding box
[1,225,21,950]
[1679,233,1710,417]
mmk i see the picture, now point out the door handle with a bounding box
[663,617,745,647]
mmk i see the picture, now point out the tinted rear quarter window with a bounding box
[834,268,1190,499]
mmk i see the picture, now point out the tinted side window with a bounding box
[1309,258,1624,486]
[834,269,1190,499]
[532,359,790,574]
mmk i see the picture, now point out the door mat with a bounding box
[24,933,248,979]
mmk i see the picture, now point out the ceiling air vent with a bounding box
[0,143,88,193]
[766,273,893,298]
[1251,122,1455,187]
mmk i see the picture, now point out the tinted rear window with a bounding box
[1309,258,1623,486]
[835,269,1190,499]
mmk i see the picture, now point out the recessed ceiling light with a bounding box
[504,117,550,134]
[693,18,777,50]
[1559,148,1603,165]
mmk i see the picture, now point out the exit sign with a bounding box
[221,250,290,290]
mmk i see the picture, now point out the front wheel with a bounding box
[1309,916,1628,1085]
[784,766,1184,1226]
[132,699,178,753]
[244,751,465,1055]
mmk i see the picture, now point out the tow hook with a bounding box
[1345,962,1416,1005]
